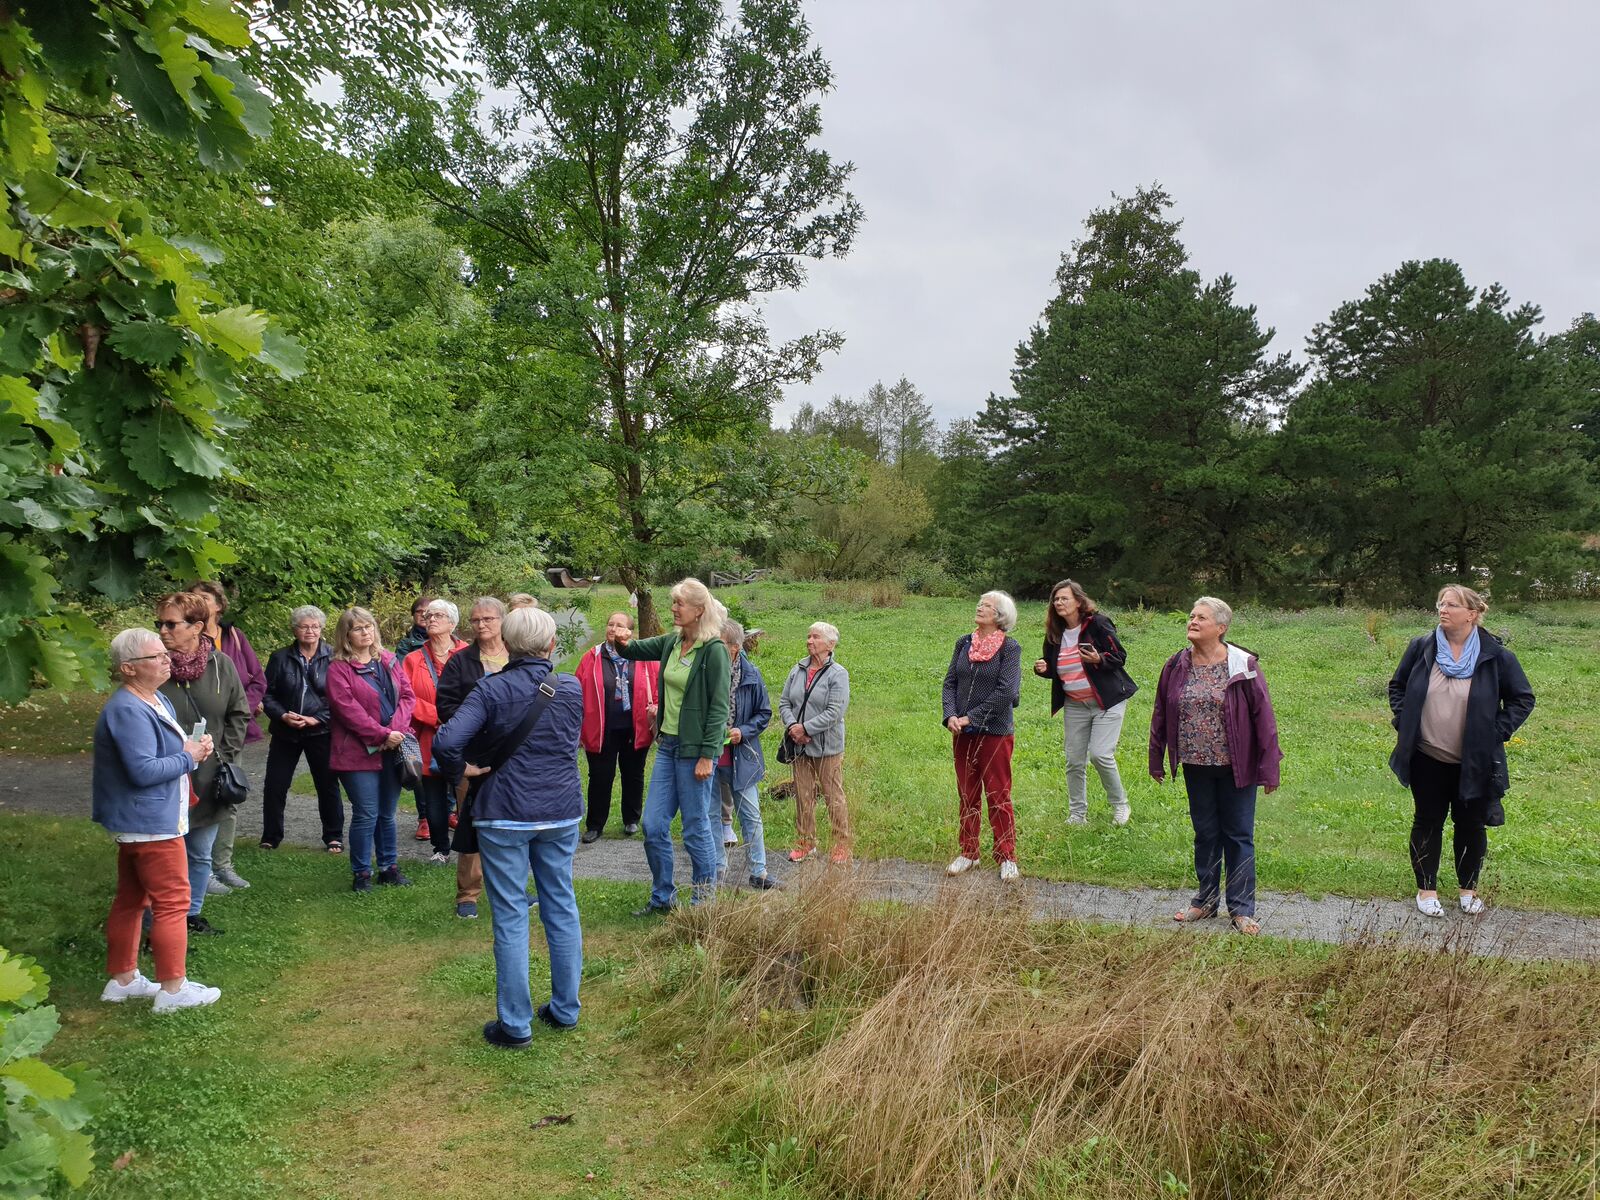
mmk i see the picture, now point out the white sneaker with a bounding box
[1415,894,1444,918]
[152,979,221,1014]
[1459,893,1485,915]
[999,860,1020,883]
[722,824,738,847]
[1066,814,1088,827]
[946,855,978,876]
[100,972,160,1003]
[1111,807,1131,827]
[428,851,449,865]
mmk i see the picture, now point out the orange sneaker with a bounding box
[414,819,430,842]
[828,847,851,865]
[787,845,815,863]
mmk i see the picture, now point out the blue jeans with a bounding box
[1182,764,1258,918]
[479,823,582,1034]
[184,822,220,917]
[715,772,767,880]
[340,765,400,876]
[642,734,718,907]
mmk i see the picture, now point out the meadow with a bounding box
[2,814,1594,1200]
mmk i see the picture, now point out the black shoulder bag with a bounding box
[177,682,249,806]
[777,663,831,765]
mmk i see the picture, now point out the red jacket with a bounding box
[402,639,467,776]
[327,653,416,773]
[576,642,659,753]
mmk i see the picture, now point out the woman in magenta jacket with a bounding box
[575,611,660,841]
[1148,596,1282,935]
[327,606,416,892]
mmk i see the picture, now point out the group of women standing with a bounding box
[90,572,1538,1016]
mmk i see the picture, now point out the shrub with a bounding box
[898,553,969,598]
[820,580,905,609]
[0,946,101,1197]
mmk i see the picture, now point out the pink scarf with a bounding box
[968,630,1005,663]
[168,634,212,683]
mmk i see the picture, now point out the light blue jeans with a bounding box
[715,772,768,881]
[479,823,582,1034]
[184,822,220,917]
[340,765,400,877]
[642,734,718,907]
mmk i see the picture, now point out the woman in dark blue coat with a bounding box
[1388,585,1535,918]
[714,620,778,890]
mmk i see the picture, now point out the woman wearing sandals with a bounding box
[1032,579,1137,826]
[943,592,1024,882]
[1387,585,1534,918]
[1149,597,1282,935]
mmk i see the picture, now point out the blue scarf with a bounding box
[604,643,632,712]
[1434,626,1480,679]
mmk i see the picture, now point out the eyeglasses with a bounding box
[294,624,323,633]
[128,652,172,663]
[423,612,450,622]
[155,619,193,630]
[1436,602,1467,611]
[468,616,501,625]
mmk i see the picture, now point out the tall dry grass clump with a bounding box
[635,874,1600,1200]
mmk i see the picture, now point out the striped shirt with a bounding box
[1056,628,1098,706]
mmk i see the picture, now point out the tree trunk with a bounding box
[619,563,660,637]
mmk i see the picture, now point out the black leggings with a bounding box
[1408,751,1487,890]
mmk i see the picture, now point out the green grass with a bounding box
[0,813,771,1200]
[9,585,1600,913]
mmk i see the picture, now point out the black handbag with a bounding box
[777,662,831,765]
[215,761,249,807]
[394,732,424,789]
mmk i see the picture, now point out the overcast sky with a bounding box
[761,1,1600,428]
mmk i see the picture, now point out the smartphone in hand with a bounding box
[189,718,207,741]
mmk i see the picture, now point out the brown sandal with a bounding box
[1230,914,1261,936]
[1174,905,1217,923]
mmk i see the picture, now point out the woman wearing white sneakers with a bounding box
[942,592,1024,882]
[93,629,223,1013]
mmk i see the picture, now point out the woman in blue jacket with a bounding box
[93,629,222,1013]
[715,620,778,890]
[433,606,585,1047]
[1388,585,1535,918]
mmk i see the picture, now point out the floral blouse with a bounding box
[1177,660,1231,766]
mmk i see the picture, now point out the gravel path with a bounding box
[5,747,1596,963]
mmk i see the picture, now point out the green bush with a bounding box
[0,947,101,1198]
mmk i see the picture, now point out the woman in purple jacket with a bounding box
[1148,596,1282,935]
[327,607,417,892]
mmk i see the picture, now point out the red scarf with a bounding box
[168,635,212,683]
[968,630,1005,662]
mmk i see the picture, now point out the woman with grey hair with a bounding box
[942,591,1024,881]
[261,605,343,851]
[1149,596,1282,935]
[403,598,468,861]
[435,606,585,1044]
[779,621,852,864]
[93,628,221,1012]
[716,619,778,888]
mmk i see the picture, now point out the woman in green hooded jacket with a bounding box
[616,579,730,914]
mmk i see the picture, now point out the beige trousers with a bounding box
[792,753,850,852]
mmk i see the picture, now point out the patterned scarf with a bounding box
[1435,626,1481,679]
[603,642,632,712]
[168,634,212,683]
[727,649,743,730]
[968,629,1005,663]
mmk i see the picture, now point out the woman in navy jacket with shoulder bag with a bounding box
[1388,585,1534,918]
[435,606,585,1046]
[1032,579,1137,827]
